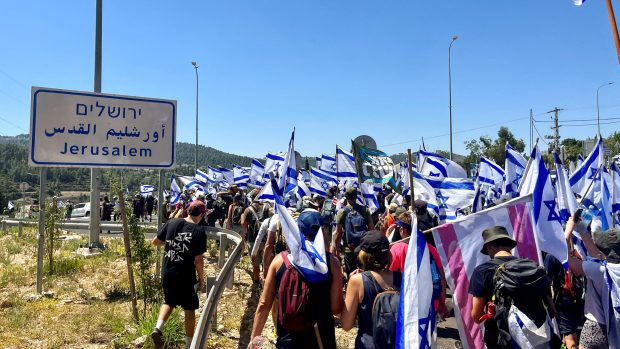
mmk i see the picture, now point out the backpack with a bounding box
[344,206,367,247]
[246,205,265,243]
[211,199,227,220]
[320,198,336,226]
[488,258,552,349]
[430,255,442,301]
[366,272,399,349]
[278,251,316,332]
[231,204,245,225]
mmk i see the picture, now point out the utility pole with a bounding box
[605,0,620,64]
[545,107,563,153]
[89,0,103,249]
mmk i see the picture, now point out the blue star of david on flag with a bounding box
[512,173,522,186]
[587,167,600,181]
[321,181,329,190]
[436,190,449,209]
[331,163,337,171]
[544,200,562,222]
[429,171,440,177]
[274,162,281,172]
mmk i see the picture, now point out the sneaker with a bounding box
[151,329,164,349]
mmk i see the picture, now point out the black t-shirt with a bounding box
[157,218,207,282]
[469,256,549,326]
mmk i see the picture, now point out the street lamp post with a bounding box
[449,35,458,160]
[597,82,614,136]
[192,61,199,173]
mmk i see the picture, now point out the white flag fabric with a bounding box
[319,154,337,175]
[315,156,322,169]
[195,168,209,184]
[256,175,276,203]
[296,180,311,199]
[504,144,527,197]
[570,138,603,207]
[169,176,182,205]
[272,179,329,283]
[360,182,381,214]
[310,167,338,197]
[233,165,250,188]
[520,145,568,264]
[336,145,358,188]
[250,159,266,187]
[207,166,224,183]
[140,185,154,195]
[419,149,467,179]
[413,171,475,222]
[611,163,620,224]
[554,152,579,223]
[432,195,541,349]
[278,129,298,194]
[478,156,505,203]
[178,175,205,193]
[396,214,436,348]
[219,167,234,185]
[7,201,14,210]
[574,0,586,5]
[264,152,285,180]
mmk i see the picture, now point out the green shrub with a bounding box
[139,306,185,349]
[45,257,84,276]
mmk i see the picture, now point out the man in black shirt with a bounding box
[151,201,208,349]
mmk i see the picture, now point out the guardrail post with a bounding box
[1,220,6,233]
[227,242,234,289]
[206,276,217,330]
[218,234,227,269]
[18,221,23,237]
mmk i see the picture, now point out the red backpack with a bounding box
[278,251,316,332]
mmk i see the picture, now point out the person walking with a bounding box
[150,201,208,349]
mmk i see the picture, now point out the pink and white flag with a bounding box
[431,195,540,349]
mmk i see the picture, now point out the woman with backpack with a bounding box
[249,210,343,349]
[341,231,397,349]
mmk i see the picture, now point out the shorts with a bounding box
[556,295,584,336]
[162,273,199,311]
[580,319,607,349]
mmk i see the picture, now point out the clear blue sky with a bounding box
[1,0,619,158]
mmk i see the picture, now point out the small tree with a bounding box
[128,214,162,317]
[44,197,65,274]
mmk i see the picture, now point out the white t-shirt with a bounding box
[583,260,606,324]
[267,214,280,233]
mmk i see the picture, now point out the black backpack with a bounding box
[487,258,551,349]
[366,272,399,349]
[246,204,266,243]
[231,204,245,225]
[320,198,336,226]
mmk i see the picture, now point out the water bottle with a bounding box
[251,336,268,349]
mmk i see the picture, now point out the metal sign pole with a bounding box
[156,170,164,276]
[36,167,47,294]
[89,0,103,248]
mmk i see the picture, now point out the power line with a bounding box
[534,116,620,123]
[560,120,620,127]
[0,115,28,132]
[532,122,549,145]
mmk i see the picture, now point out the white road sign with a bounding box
[29,87,176,168]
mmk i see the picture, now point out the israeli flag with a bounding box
[250,159,266,187]
[574,0,586,5]
[396,215,436,348]
[413,171,475,222]
[520,144,568,264]
[570,138,603,207]
[256,175,276,203]
[299,168,311,184]
[219,167,234,185]
[554,152,579,223]
[178,175,205,193]
[57,200,66,208]
[361,182,381,214]
[505,144,527,197]
[233,166,250,188]
[195,168,209,184]
[296,180,311,199]
[207,166,224,183]
[278,129,298,194]
[471,182,484,213]
[170,176,181,205]
[264,152,285,180]
[319,154,337,175]
[611,163,620,221]
[336,145,357,187]
[577,154,585,168]
[315,156,322,169]
[140,185,154,195]
[272,178,329,283]
[600,167,613,231]
[8,201,15,210]
[478,156,505,200]
[419,149,467,179]
[310,167,338,197]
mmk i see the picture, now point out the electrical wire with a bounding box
[532,122,549,145]
[0,115,28,132]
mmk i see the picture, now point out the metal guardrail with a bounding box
[2,219,244,348]
[191,226,243,349]
[1,219,158,235]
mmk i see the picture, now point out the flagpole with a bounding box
[605,0,620,64]
[517,138,539,194]
[407,149,415,206]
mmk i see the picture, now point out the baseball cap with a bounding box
[188,200,206,216]
[298,210,321,238]
[593,228,620,263]
[355,230,389,254]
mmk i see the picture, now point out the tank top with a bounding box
[355,271,386,349]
